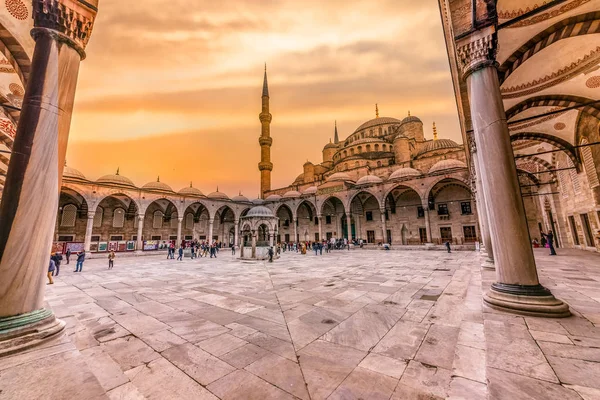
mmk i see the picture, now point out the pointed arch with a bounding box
[510,131,580,170]
[505,95,600,121]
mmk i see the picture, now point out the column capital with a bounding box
[32,0,99,59]
[86,212,95,219]
[178,216,184,222]
[456,25,498,79]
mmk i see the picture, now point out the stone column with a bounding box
[469,135,494,268]
[208,220,214,243]
[317,214,323,242]
[0,0,99,354]
[234,220,239,248]
[346,214,352,240]
[83,212,95,252]
[293,218,298,243]
[251,232,257,258]
[380,208,388,244]
[136,214,144,252]
[423,201,432,243]
[176,217,183,246]
[457,26,568,317]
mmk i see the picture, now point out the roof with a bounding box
[303,186,317,195]
[97,170,136,188]
[179,184,204,197]
[207,189,229,200]
[142,177,174,193]
[429,159,467,173]
[389,167,422,180]
[353,117,402,133]
[283,190,301,198]
[245,206,274,218]
[63,165,87,181]
[417,139,461,156]
[264,194,282,201]
[326,172,354,183]
[356,175,383,185]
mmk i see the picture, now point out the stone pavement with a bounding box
[0,248,599,400]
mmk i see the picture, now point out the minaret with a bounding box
[376,104,379,118]
[334,120,339,144]
[258,64,273,198]
[433,122,438,141]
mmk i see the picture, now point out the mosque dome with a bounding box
[326,172,355,183]
[303,186,318,195]
[97,169,136,188]
[389,167,422,180]
[356,175,383,185]
[232,193,250,202]
[265,194,282,201]
[179,183,204,197]
[142,177,174,193]
[401,115,422,124]
[418,139,461,156]
[283,190,301,198]
[324,142,338,150]
[246,206,274,218]
[354,117,402,133]
[63,165,87,181]
[429,159,467,173]
[251,198,265,205]
[207,189,229,200]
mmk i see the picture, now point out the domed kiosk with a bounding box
[239,206,279,260]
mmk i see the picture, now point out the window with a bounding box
[366,211,373,221]
[581,139,599,188]
[366,145,371,152]
[326,215,332,224]
[419,228,428,243]
[151,235,162,240]
[61,204,77,227]
[375,144,379,151]
[132,235,138,241]
[351,148,355,155]
[361,132,365,139]
[185,213,194,229]
[315,217,319,225]
[315,233,320,242]
[358,146,362,154]
[153,211,163,229]
[58,235,74,242]
[463,226,477,242]
[169,235,177,240]
[370,129,373,136]
[93,207,103,227]
[568,216,580,245]
[110,235,123,241]
[379,127,382,135]
[382,144,387,151]
[440,227,452,242]
[385,210,389,221]
[461,202,472,215]
[185,235,193,240]
[170,213,178,228]
[417,206,425,218]
[91,235,100,242]
[283,219,290,227]
[580,213,595,247]
[437,203,449,216]
[112,208,125,228]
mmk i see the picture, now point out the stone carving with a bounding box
[456,27,498,78]
[467,131,476,155]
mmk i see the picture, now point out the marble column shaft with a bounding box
[234,220,239,248]
[83,213,95,252]
[176,217,183,245]
[293,218,298,243]
[346,214,352,240]
[472,149,495,263]
[0,32,83,317]
[136,215,144,251]
[423,203,432,243]
[317,214,323,242]
[208,221,214,243]
[380,209,387,243]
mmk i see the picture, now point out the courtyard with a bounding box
[0,249,598,399]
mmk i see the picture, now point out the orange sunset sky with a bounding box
[66,0,462,199]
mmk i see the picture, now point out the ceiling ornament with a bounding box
[5,0,28,20]
[554,122,566,130]
[509,107,566,132]
[501,46,600,99]
[586,75,600,88]
[500,0,591,27]
[8,83,24,96]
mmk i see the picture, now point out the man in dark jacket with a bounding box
[543,231,557,255]
[75,251,85,272]
[65,248,71,264]
[51,252,63,276]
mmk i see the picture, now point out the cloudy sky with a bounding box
[67,0,462,198]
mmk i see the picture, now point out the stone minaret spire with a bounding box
[258,64,273,198]
[334,120,339,143]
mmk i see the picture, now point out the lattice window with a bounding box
[112,208,125,228]
[557,160,569,198]
[153,211,163,229]
[581,140,599,188]
[170,212,178,228]
[568,158,581,194]
[185,213,194,229]
[93,207,103,227]
[61,204,77,227]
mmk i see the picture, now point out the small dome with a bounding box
[324,142,338,150]
[283,190,301,198]
[389,167,422,180]
[418,139,461,156]
[354,117,402,133]
[97,169,136,188]
[356,175,383,185]
[232,193,250,202]
[63,165,86,181]
[265,194,282,201]
[179,183,204,197]
[401,115,422,124]
[252,198,265,205]
[142,177,174,192]
[429,159,467,173]
[303,161,313,167]
[303,186,317,195]
[326,172,355,183]
[245,206,274,218]
[207,188,229,200]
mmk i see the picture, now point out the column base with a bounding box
[483,283,570,318]
[481,258,495,270]
[0,309,66,357]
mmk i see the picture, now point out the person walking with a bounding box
[231,243,236,255]
[51,252,62,276]
[190,245,196,259]
[108,251,115,269]
[268,247,274,263]
[445,241,451,253]
[542,231,557,255]
[65,248,71,265]
[75,251,85,272]
[177,246,183,261]
[47,257,55,285]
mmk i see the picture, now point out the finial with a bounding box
[375,104,379,118]
[239,190,242,196]
[216,186,219,192]
[264,62,267,72]
[408,110,411,117]
[433,122,438,141]
[64,159,67,167]
[190,181,193,188]
[157,176,160,182]
[116,167,120,175]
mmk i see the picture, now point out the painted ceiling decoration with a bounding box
[499,0,593,27]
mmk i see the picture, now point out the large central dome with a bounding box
[354,117,401,133]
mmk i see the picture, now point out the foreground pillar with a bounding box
[469,136,494,268]
[83,212,95,252]
[0,0,100,354]
[457,27,568,317]
[136,214,144,252]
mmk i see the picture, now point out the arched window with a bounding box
[375,144,379,151]
[350,148,355,155]
[361,132,365,139]
[581,139,599,188]
[379,127,382,135]
[377,161,382,168]
[344,150,347,157]
[112,208,125,228]
[370,129,373,137]
[366,145,371,152]
[357,146,362,154]
[61,204,77,227]
[153,211,163,229]
[382,144,387,151]
[185,213,194,229]
[93,207,103,227]
[170,212,178,228]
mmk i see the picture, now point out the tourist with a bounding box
[51,252,62,276]
[75,251,85,272]
[190,245,196,259]
[177,246,183,261]
[47,256,55,285]
[65,248,71,264]
[445,241,451,253]
[108,250,115,269]
[542,231,557,256]
[268,247,274,262]
[231,243,236,255]
[540,235,547,248]
[210,243,217,258]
